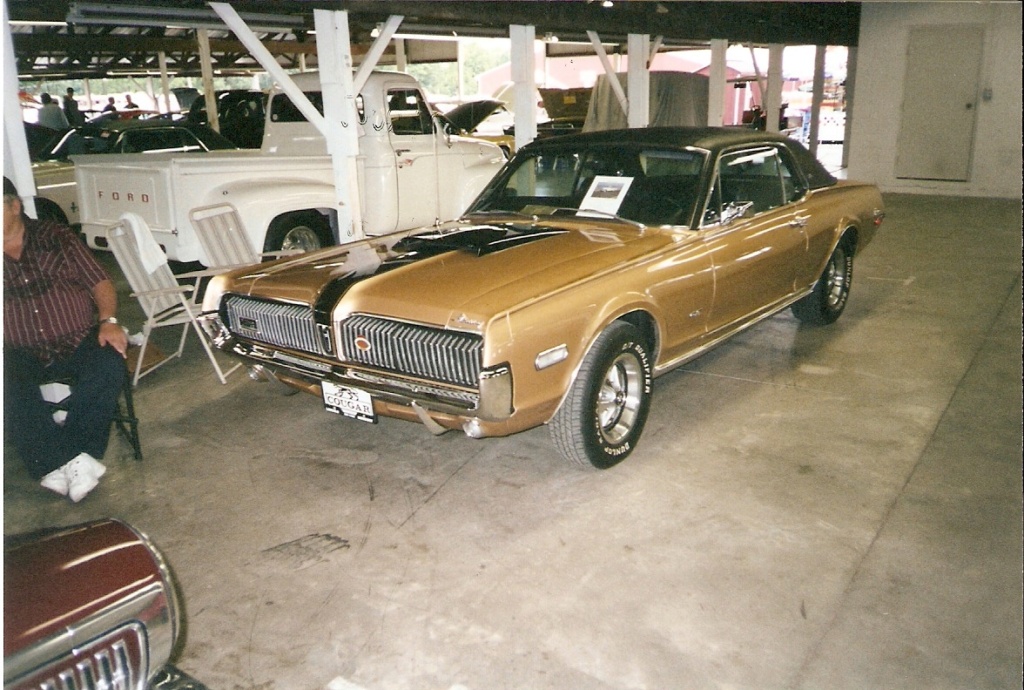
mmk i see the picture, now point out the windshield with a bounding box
[469,145,707,227]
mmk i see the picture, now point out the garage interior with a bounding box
[4,2,1022,689]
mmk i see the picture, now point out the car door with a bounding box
[386,86,439,228]
[699,145,808,334]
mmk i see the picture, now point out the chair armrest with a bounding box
[131,285,195,299]
[259,249,304,260]
[176,267,242,279]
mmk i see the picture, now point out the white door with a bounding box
[386,87,439,229]
[895,24,985,181]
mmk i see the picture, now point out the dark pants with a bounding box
[4,333,127,480]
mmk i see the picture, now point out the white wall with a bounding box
[848,2,1022,198]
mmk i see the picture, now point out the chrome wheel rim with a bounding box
[281,226,322,252]
[824,246,849,310]
[596,353,643,444]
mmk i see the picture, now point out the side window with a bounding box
[269,91,325,122]
[777,147,809,203]
[387,89,433,136]
[717,147,785,214]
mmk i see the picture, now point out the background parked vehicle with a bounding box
[76,70,505,263]
[3,518,206,690]
[31,118,237,227]
[187,90,268,149]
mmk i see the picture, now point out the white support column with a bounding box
[395,39,407,72]
[588,31,628,117]
[456,40,464,103]
[809,45,827,155]
[158,51,173,113]
[353,15,403,94]
[210,3,325,131]
[708,39,728,126]
[314,9,362,241]
[3,0,36,216]
[197,28,219,131]
[842,46,857,169]
[765,43,784,133]
[626,33,650,128]
[510,24,537,151]
[83,78,93,114]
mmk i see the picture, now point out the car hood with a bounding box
[443,100,505,132]
[32,160,75,181]
[229,218,682,331]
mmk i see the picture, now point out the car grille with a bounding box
[223,296,483,389]
[339,315,483,389]
[9,623,146,690]
[223,295,329,356]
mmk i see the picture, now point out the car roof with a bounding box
[519,126,837,189]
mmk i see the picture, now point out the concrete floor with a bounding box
[4,194,1022,690]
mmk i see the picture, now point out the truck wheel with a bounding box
[34,198,69,226]
[550,322,653,470]
[792,235,854,325]
[264,212,332,254]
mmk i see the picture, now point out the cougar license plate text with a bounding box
[322,381,376,423]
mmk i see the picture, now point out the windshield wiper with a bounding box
[465,209,539,221]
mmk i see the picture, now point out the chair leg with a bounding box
[113,375,143,461]
[189,317,241,384]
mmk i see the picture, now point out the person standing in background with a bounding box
[37,93,69,130]
[63,87,85,126]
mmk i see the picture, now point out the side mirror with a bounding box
[437,117,455,148]
[721,200,755,224]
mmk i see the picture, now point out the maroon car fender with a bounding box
[3,519,180,690]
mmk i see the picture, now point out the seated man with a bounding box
[3,177,128,502]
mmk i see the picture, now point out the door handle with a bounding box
[790,215,809,228]
[395,149,411,155]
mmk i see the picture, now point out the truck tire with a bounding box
[34,197,69,226]
[263,212,332,254]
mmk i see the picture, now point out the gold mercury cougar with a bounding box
[201,127,884,469]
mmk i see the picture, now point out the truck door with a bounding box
[386,88,439,229]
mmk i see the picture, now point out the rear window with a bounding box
[269,91,365,124]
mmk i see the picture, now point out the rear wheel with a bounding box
[792,237,854,325]
[34,197,69,226]
[263,212,332,254]
[550,322,653,469]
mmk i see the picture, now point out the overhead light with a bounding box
[66,2,305,32]
[9,20,69,27]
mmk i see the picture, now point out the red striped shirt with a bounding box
[3,218,109,364]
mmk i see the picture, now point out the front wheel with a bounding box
[550,322,653,470]
[263,212,332,254]
[792,238,854,325]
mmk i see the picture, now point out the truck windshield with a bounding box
[470,146,707,228]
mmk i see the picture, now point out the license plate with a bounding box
[322,381,376,423]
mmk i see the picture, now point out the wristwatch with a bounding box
[100,316,119,325]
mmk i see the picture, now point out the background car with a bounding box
[187,90,267,149]
[440,99,516,156]
[201,127,883,470]
[3,518,206,690]
[31,118,237,227]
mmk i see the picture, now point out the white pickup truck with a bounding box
[75,71,505,264]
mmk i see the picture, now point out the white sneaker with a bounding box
[78,453,107,479]
[64,454,101,503]
[40,468,70,496]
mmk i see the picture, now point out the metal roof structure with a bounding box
[7,1,862,80]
